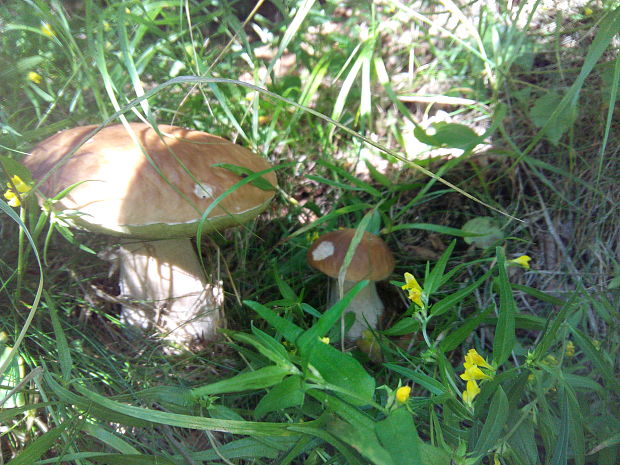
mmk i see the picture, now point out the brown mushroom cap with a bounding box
[23,123,277,239]
[307,228,395,282]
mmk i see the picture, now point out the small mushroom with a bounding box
[23,122,277,346]
[307,228,395,340]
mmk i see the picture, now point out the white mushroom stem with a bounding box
[112,238,223,346]
[329,279,384,340]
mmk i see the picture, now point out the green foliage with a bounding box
[1,0,618,464]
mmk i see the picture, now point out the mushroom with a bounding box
[307,228,395,340]
[23,122,277,346]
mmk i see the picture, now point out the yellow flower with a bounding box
[306,231,319,243]
[402,272,423,307]
[464,349,494,370]
[460,364,492,381]
[462,380,480,406]
[320,337,330,344]
[4,175,31,207]
[584,7,593,15]
[41,22,55,38]
[395,385,411,404]
[27,71,42,84]
[509,255,532,269]
[565,340,575,358]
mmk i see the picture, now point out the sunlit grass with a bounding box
[1,0,618,464]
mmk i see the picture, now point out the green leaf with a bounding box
[548,387,570,465]
[191,365,295,398]
[493,248,516,366]
[529,91,578,145]
[254,375,305,419]
[439,306,493,351]
[326,416,395,465]
[462,217,504,248]
[382,317,420,336]
[431,268,493,317]
[376,408,422,464]
[304,341,376,405]
[6,421,69,465]
[507,412,540,465]
[46,291,73,381]
[232,328,292,366]
[244,300,304,343]
[425,240,455,295]
[383,363,447,395]
[414,122,483,152]
[472,386,509,457]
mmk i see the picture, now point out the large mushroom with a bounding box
[307,228,395,340]
[23,122,277,346]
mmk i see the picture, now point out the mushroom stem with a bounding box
[329,279,384,340]
[115,238,223,345]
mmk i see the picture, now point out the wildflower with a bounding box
[459,348,494,407]
[462,380,480,406]
[396,385,411,404]
[41,22,55,38]
[320,337,330,344]
[402,272,423,307]
[584,7,593,15]
[464,348,494,371]
[3,175,31,207]
[306,231,319,243]
[509,255,532,269]
[565,340,575,357]
[27,71,42,84]
[460,364,492,381]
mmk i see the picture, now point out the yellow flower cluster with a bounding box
[395,385,411,404]
[459,349,495,407]
[402,272,423,307]
[3,175,31,207]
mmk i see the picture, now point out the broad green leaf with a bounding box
[376,408,422,464]
[493,248,516,366]
[414,122,484,152]
[462,217,504,248]
[472,386,509,457]
[529,91,578,145]
[304,341,375,404]
[191,365,295,398]
[326,416,395,465]
[254,375,305,419]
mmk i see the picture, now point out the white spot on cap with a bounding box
[312,241,334,261]
[194,183,214,199]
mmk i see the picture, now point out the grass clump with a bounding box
[1,1,619,464]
